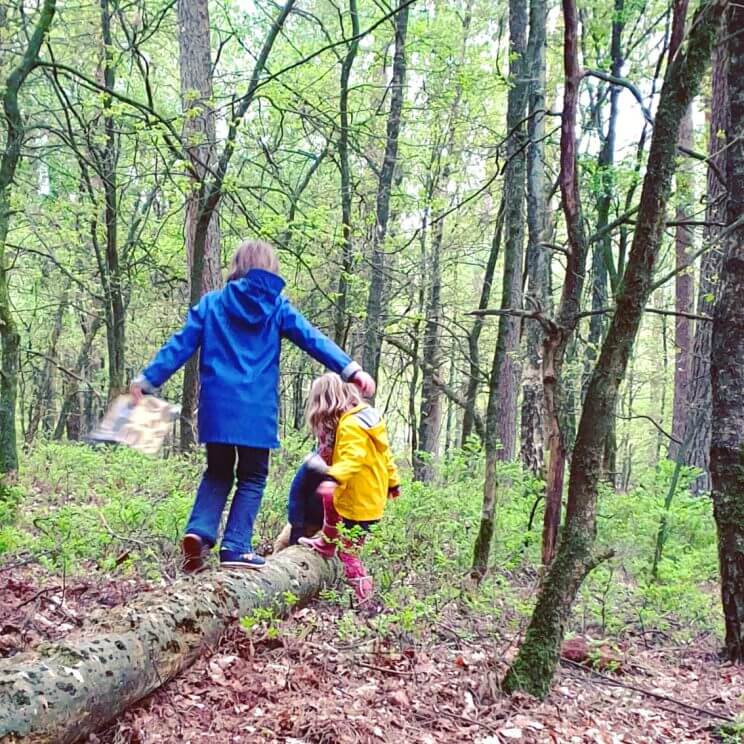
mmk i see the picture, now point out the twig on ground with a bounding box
[561,657,735,723]
[357,661,415,677]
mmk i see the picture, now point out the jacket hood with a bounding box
[342,404,391,454]
[221,269,286,325]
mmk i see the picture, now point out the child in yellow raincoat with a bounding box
[298,373,400,600]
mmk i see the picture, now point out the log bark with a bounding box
[0,547,341,743]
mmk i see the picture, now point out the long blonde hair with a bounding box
[227,239,279,281]
[306,373,362,440]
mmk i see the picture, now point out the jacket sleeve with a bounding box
[140,299,207,389]
[279,300,360,381]
[385,446,400,489]
[326,420,368,486]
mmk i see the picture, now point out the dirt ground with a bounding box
[1,566,741,744]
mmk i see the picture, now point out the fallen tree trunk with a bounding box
[0,547,341,743]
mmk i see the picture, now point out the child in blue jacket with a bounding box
[130,240,375,571]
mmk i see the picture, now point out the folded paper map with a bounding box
[87,394,180,456]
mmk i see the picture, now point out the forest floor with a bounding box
[2,562,742,744]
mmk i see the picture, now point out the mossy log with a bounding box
[0,547,341,743]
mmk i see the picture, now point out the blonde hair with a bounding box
[306,373,362,440]
[227,239,279,281]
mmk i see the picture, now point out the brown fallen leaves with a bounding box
[2,565,741,743]
[95,606,741,744]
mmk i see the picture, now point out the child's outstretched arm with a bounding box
[131,300,207,401]
[279,301,375,396]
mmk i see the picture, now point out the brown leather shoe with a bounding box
[182,533,209,573]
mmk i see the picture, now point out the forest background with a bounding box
[1,0,744,738]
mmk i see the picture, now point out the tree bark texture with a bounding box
[710,0,744,664]
[540,0,592,566]
[178,0,223,451]
[461,199,503,446]
[669,0,695,461]
[99,0,126,403]
[683,31,728,491]
[362,0,409,382]
[333,0,360,347]
[472,0,528,577]
[580,0,624,481]
[504,0,725,698]
[26,286,70,443]
[415,5,473,481]
[520,0,550,477]
[0,548,342,742]
[0,0,57,475]
[494,0,529,464]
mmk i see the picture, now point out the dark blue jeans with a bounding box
[288,461,325,545]
[186,444,269,553]
[287,459,378,545]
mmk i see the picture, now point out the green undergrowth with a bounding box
[0,437,721,642]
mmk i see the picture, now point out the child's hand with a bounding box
[129,381,145,405]
[388,485,400,500]
[316,480,337,500]
[351,370,376,397]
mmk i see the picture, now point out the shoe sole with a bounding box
[182,534,207,574]
[220,561,265,570]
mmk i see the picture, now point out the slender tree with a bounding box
[472,0,529,576]
[362,0,410,382]
[333,0,360,347]
[178,0,223,450]
[520,0,551,476]
[684,30,728,490]
[669,0,695,460]
[0,0,57,475]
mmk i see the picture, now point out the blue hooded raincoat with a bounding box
[139,269,359,449]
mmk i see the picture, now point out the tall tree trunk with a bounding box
[520,0,550,477]
[684,31,728,491]
[461,199,503,446]
[333,0,360,346]
[178,0,223,450]
[362,0,409,382]
[99,0,126,403]
[503,0,725,698]
[581,0,624,479]
[53,312,104,441]
[472,0,528,577]
[540,0,593,566]
[669,0,695,461]
[415,5,473,481]
[0,0,57,476]
[26,285,70,443]
[710,0,744,664]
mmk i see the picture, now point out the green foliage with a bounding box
[3,440,722,647]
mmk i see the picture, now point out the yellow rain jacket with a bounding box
[326,404,400,522]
